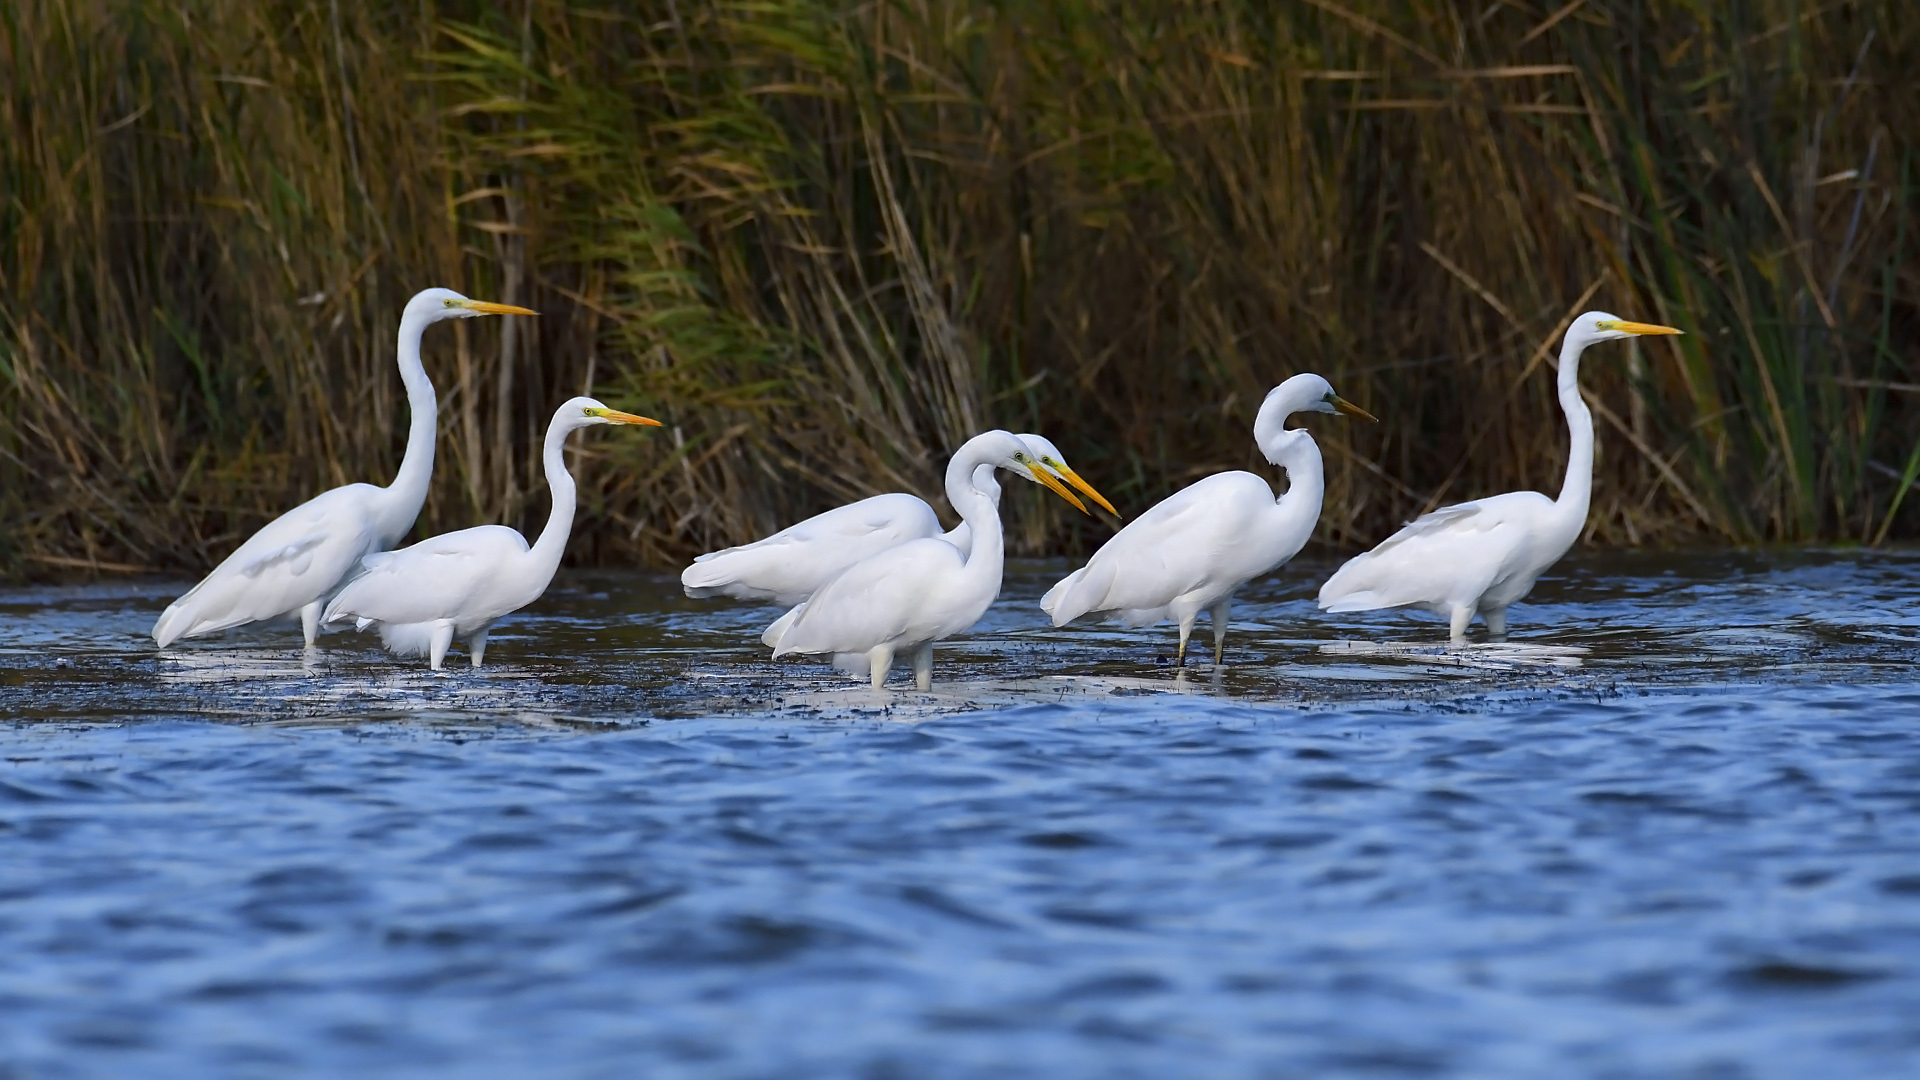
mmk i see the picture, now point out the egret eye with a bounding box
[443,298,459,308]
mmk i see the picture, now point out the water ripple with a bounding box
[0,552,1918,1076]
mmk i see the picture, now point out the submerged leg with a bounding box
[1209,598,1232,667]
[1483,607,1508,638]
[912,641,934,691]
[1175,612,1198,667]
[300,601,323,646]
[428,621,456,671]
[468,627,491,668]
[868,645,895,691]
[1447,605,1475,647]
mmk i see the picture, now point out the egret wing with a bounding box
[771,538,967,656]
[1318,493,1551,612]
[683,494,941,604]
[153,485,385,644]
[324,526,529,627]
[1048,473,1269,623]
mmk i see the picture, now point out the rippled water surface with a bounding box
[4,551,1920,1078]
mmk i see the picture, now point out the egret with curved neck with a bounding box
[1042,373,1373,666]
[1317,312,1681,643]
[682,434,1111,608]
[764,430,1089,690]
[322,397,661,670]
[152,288,535,648]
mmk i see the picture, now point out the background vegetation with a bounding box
[2,0,1914,578]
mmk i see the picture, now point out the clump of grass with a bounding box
[2,0,1914,580]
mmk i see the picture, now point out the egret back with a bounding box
[682,494,942,606]
[1317,491,1558,613]
[152,484,386,646]
[1045,472,1283,627]
[769,537,973,657]
[323,525,535,632]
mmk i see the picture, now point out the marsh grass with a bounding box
[1,0,1914,577]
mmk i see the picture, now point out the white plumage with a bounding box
[151,288,535,648]
[763,430,1089,690]
[1042,373,1373,666]
[1318,311,1682,642]
[322,397,660,670]
[681,434,1114,607]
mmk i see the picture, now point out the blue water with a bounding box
[3,552,1919,1077]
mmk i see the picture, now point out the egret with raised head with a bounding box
[323,397,660,670]
[1317,312,1681,643]
[152,289,535,648]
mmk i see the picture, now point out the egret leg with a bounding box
[1209,598,1232,668]
[911,641,933,692]
[468,627,490,668]
[428,621,456,671]
[1175,613,1198,667]
[300,601,323,647]
[868,645,895,691]
[1447,605,1475,647]
[1483,607,1508,638]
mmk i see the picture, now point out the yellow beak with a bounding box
[1331,395,1378,422]
[1599,320,1683,336]
[458,299,540,316]
[1029,465,1089,515]
[590,408,664,427]
[1052,465,1120,518]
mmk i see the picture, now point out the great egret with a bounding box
[152,289,535,648]
[681,434,1115,607]
[1042,373,1374,667]
[321,397,660,670]
[1317,312,1682,643]
[763,430,1088,690]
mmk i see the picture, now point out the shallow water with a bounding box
[3,551,1919,1078]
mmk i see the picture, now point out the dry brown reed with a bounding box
[1,0,1914,578]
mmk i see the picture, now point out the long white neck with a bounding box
[527,418,582,577]
[1253,389,1326,504]
[937,463,997,550]
[380,309,439,539]
[937,446,1006,604]
[1554,333,1595,527]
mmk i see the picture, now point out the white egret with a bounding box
[152,289,535,647]
[1317,312,1682,643]
[321,397,661,670]
[681,434,1114,607]
[1042,373,1374,667]
[763,430,1089,690]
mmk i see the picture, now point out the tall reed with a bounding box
[1,0,1913,578]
